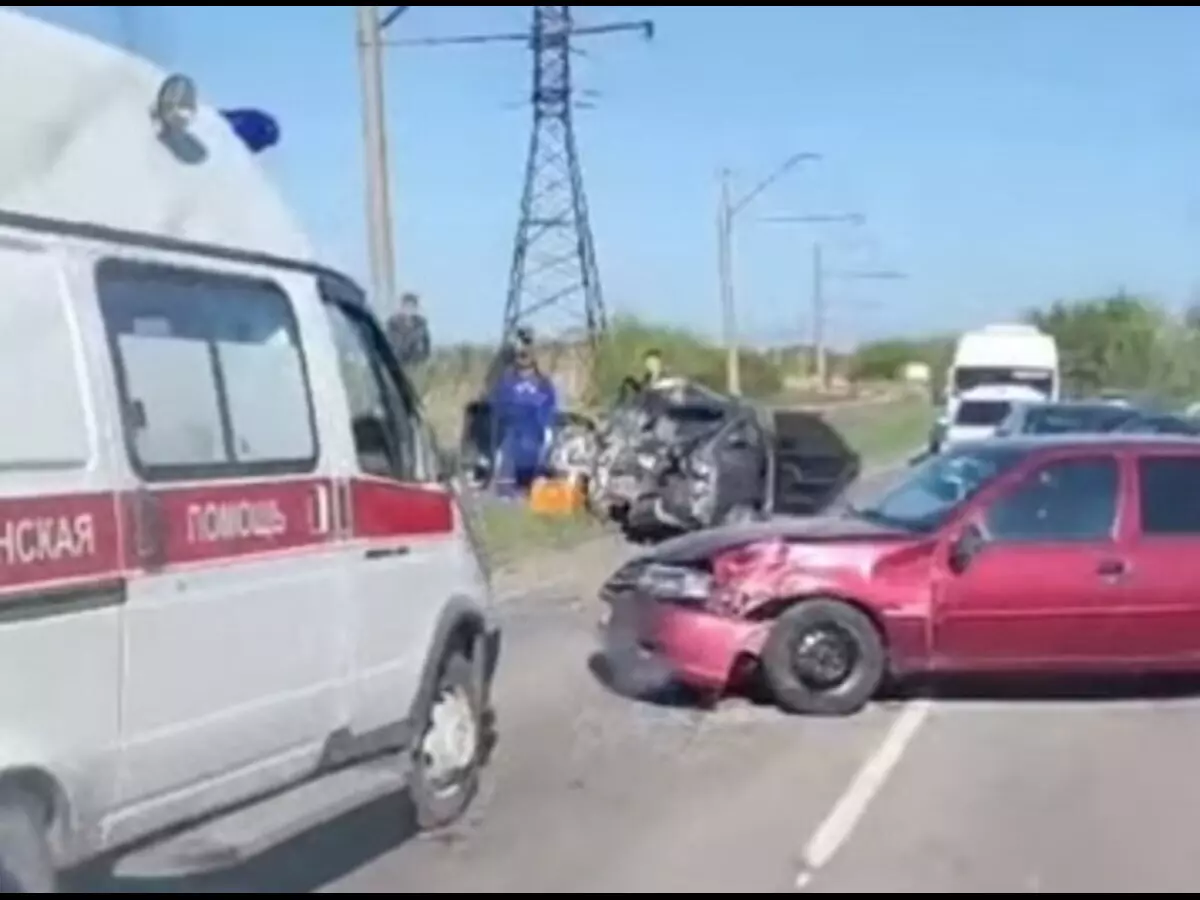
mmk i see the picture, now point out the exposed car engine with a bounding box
[542,377,861,543]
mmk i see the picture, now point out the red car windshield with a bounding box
[851,444,1028,534]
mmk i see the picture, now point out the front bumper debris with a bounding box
[597,589,766,697]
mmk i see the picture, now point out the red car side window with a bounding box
[1138,455,1200,535]
[985,456,1119,543]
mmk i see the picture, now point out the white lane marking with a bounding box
[795,699,932,888]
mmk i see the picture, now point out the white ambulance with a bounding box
[0,10,498,890]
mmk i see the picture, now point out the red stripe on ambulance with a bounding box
[0,474,455,594]
[142,478,336,567]
[350,479,454,539]
[0,493,121,590]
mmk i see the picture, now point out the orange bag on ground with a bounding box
[529,476,585,516]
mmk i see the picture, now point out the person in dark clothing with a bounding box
[483,326,535,395]
[464,326,538,488]
[386,292,431,367]
[488,333,557,494]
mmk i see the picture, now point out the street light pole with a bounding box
[717,169,738,394]
[761,212,864,388]
[811,241,825,386]
[716,151,821,395]
[356,6,412,317]
[356,6,395,315]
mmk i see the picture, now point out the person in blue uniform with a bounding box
[489,336,558,494]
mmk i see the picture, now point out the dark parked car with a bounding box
[1113,412,1200,436]
[996,400,1200,440]
[994,400,1140,437]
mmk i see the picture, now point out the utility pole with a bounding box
[762,212,863,388]
[717,169,737,394]
[356,6,395,315]
[388,8,653,363]
[811,256,904,389]
[811,241,826,385]
[356,6,412,317]
[715,152,821,395]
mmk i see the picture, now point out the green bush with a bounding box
[1026,294,1196,399]
[848,336,954,395]
[851,293,1200,406]
[590,315,783,402]
[850,339,926,381]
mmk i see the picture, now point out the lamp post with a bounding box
[356,6,410,315]
[762,213,865,387]
[763,213,905,389]
[716,152,822,395]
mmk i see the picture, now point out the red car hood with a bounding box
[631,514,930,619]
[641,513,909,567]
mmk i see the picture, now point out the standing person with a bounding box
[641,347,666,388]
[386,291,431,368]
[620,347,667,401]
[467,327,537,489]
[489,336,558,495]
[484,326,535,396]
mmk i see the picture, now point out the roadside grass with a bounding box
[475,394,933,568]
[478,500,605,572]
[827,394,933,466]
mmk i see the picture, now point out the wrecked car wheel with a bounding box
[761,600,885,716]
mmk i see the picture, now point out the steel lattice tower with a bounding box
[381,6,652,352]
[503,7,650,349]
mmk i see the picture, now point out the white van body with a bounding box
[931,324,1060,453]
[946,323,1060,403]
[0,10,498,889]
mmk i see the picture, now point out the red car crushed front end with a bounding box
[604,587,770,694]
[597,518,933,699]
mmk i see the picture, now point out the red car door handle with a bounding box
[1096,558,1128,578]
[365,545,411,560]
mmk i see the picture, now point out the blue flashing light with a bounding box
[220,108,280,154]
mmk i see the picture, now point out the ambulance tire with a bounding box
[407,652,483,831]
[0,794,56,892]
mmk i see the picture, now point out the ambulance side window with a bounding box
[324,301,417,482]
[95,257,318,481]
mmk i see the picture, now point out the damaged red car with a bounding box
[600,435,1200,715]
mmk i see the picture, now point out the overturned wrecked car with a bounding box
[563,377,863,542]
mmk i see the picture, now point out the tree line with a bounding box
[849,293,1200,402]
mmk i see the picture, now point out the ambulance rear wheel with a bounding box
[0,794,56,892]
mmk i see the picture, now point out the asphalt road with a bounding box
[73,461,1200,892]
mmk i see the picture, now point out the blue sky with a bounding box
[19,6,1200,348]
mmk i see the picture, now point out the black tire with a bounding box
[760,600,886,717]
[408,653,484,831]
[0,795,55,892]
